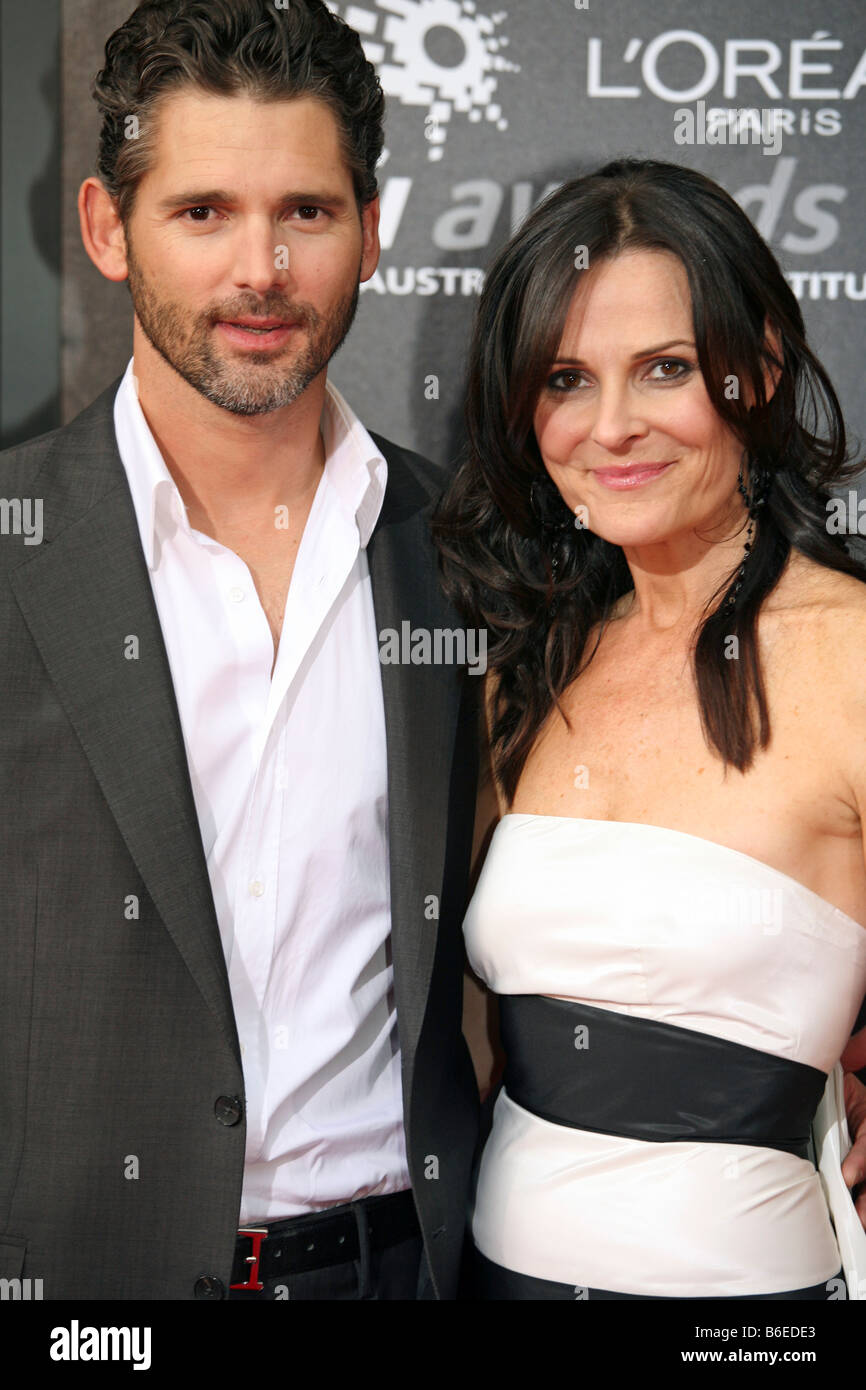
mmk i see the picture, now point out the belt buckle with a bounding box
[231,1226,269,1292]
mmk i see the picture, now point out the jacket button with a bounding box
[194,1275,225,1300]
[214,1095,243,1126]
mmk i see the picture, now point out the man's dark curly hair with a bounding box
[91,0,385,225]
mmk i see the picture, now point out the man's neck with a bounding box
[131,346,328,538]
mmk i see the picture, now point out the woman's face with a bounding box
[532,249,744,552]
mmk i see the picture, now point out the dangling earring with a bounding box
[724,460,770,614]
[550,506,587,589]
[529,478,572,619]
[529,478,573,534]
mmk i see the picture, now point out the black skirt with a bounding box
[470,1245,845,1300]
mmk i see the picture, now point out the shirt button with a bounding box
[229,587,245,603]
[248,879,265,898]
[214,1095,243,1126]
[194,1275,225,1300]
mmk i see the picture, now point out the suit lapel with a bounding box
[9,389,461,1077]
[367,445,464,1071]
[9,382,239,1061]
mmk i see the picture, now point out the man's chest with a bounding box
[247,544,299,658]
[149,523,389,904]
[211,524,307,661]
[149,505,383,782]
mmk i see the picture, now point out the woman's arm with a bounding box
[832,592,866,1230]
[841,1030,866,1228]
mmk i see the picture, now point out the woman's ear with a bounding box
[761,319,784,405]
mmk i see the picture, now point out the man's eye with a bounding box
[180,206,327,224]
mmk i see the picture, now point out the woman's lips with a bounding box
[592,462,675,490]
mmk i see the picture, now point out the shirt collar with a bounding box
[113,359,387,571]
[320,378,387,549]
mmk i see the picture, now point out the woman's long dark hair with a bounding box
[433,157,866,802]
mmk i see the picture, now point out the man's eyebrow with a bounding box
[156,188,352,212]
[553,339,696,365]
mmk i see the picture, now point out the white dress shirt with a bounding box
[113,359,410,1222]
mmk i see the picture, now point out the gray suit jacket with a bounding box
[0,378,480,1299]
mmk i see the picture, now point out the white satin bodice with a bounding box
[464,815,866,1297]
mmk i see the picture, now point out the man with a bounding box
[0,0,479,1299]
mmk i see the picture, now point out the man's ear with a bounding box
[78,177,129,282]
[359,194,380,284]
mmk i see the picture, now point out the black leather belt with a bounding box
[230,1189,419,1291]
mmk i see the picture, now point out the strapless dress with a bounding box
[463,814,866,1299]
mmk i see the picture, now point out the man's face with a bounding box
[121,88,379,416]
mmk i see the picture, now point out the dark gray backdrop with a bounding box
[2,0,864,469]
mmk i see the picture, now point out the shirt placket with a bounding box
[207,540,279,1156]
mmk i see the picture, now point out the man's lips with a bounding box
[219,318,297,329]
[215,318,299,348]
[592,461,675,490]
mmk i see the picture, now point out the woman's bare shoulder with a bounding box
[764,550,866,690]
[766,549,866,622]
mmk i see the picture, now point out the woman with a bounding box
[433,158,866,1299]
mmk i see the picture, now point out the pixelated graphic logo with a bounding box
[327,1,519,161]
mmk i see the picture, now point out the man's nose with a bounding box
[230,218,292,294]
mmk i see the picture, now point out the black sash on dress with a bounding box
[499,995,827,1159]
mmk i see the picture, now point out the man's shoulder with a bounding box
[0,421,67,485]
[0,379,124,483]
[369,431,450,507]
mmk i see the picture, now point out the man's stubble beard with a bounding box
[124,232,361,417]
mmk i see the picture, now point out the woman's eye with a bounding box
[547,369,585,392]
[648,358,691,381]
